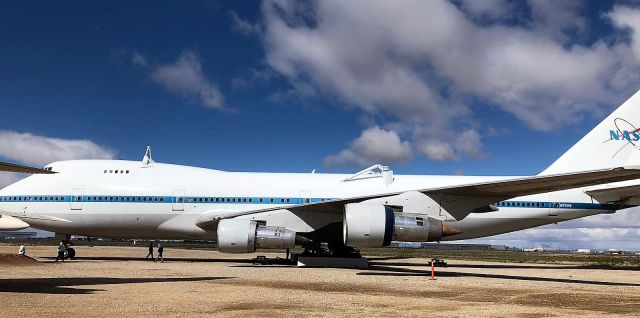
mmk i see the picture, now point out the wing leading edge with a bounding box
[196,166,640,229]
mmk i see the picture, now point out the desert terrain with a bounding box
[1,245,640,317]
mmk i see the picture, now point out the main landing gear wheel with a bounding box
[65,248,76,260]
[300,241,362,258]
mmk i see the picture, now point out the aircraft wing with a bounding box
[196,166,640,229]
[0,161,55,174]
[586,184,640,206]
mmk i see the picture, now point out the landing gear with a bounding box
[296,241,368,269]
[56,233,76,260]
[300,241,362,258]
[65,248,76,260]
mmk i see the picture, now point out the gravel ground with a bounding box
[1,245,639,317]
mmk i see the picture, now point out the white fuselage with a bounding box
[0,160,622,242]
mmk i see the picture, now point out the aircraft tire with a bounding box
[66,248,76,260]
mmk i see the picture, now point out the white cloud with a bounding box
[131,51,148,68]
[417,139,456,161]
[527,0,587,42]
[150,50,225,110]
[258,0,640,163]
[0,130,116,167]
[324,127,412,167]
[417,129,485,161]
[608,5,640,62]
[459,0,514,22]
[230,11,258,35]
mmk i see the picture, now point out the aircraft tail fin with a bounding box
[541,89,640,175]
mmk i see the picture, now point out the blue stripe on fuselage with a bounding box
[0,196,633,210]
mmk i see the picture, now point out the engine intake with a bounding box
[343,202,461,248]
[217,219,296,253]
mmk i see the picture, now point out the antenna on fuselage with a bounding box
[142,145,155,167]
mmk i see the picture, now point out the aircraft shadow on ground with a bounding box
[359,265,640,287]
[369,261,640,271]
[0,276,233,295]
[43,256,256,264]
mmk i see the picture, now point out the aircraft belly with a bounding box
[26,210,209,240]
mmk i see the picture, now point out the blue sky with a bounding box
[0,0,620,175]
[3,0,640,249]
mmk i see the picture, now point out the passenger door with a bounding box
[548,196,559,216]
[299,190,311,204]
[71,188,83,210]
[172,189,185,211]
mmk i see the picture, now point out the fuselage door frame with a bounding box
[173,189,185,211]
[71,188,83,210]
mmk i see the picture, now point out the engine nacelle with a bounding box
[343,202,460,248]
[217,219,296,253]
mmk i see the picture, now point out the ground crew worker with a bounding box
[145,242,154,260]
[18,244,25,256]
[157,244,164,263]
[56,242,66,262]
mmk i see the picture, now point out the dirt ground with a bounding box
[1,245,639,317]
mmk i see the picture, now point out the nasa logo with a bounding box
[609,130,640,141]
[606,118,640,158]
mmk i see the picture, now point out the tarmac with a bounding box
[1,245,640,317]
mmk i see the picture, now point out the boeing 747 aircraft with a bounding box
[3,90,640,258]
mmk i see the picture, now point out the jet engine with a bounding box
[343,202,461,248]
[217,219,296,253]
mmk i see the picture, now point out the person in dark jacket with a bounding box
[156,244,164,263]
[55,242,66,262]
[145,242,154,260]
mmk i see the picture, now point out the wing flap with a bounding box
[586,184,640,205]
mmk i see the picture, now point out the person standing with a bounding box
[157,244,164,263]
[18,244,25,256]
[56,242,66,262]
[145,242,154,260]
